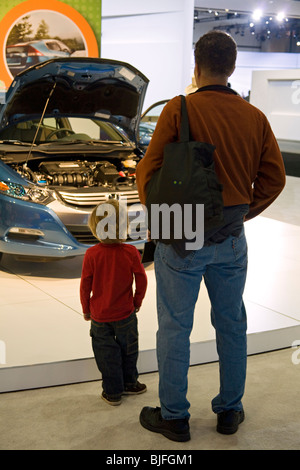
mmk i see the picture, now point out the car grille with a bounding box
[66,226,98,245]
[67,225,147,245]
[60,188,146,245]
[58,189,140,207]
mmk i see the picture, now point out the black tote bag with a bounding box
[145,94,224,244]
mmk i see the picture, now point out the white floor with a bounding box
[1,176,300,392]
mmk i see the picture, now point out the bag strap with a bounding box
[179,95,190,143]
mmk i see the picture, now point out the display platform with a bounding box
[1,177,300,392]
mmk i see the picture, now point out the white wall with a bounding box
[250,68,300,143]
[100,1,300,116]
[101,0,194,111]
[230,50,300,97]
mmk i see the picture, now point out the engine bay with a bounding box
[11,157,138,190]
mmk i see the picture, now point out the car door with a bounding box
[138,100,169,151]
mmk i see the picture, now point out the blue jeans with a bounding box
[154,228,248,420]
[90,311,139,397]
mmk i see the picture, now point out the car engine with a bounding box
[12,159,137,190]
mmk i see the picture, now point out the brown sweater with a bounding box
[136,88,286,221]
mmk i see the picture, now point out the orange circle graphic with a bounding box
[0,0,99,88]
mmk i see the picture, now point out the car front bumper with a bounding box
[0,194,146,260]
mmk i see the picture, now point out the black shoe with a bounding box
[140,406,190,442]
[101,391,122,406]
[123,381,147,395]
[217,409,245,435]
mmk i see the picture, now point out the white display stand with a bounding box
[1,215,300,393]
[250,69,300,151]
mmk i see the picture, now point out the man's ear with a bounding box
[194,63,202,87]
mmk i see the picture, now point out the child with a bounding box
[80,198,148,406]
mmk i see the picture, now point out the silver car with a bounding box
[0,57,150,262]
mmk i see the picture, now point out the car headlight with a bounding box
[0,180,54,205]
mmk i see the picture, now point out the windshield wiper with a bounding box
[0,140,36,146]
[39,139,125,146]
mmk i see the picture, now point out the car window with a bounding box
[6,46,27,54]
[141,100,169,125]
[68,118,125,142]
[0,117,127,144]
[42,118,57,128]
[46,42,61,51]
[139,100,169,149]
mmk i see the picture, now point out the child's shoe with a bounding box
[101,391,122,406]
[123,381,147,395]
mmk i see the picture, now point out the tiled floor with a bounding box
[0,176,300,392]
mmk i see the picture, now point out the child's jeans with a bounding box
[90,311,139,397]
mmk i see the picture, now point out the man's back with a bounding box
[137,87,285,220]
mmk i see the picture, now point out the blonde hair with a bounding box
[89,198,128,243]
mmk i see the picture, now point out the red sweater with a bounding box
[136,89,286,221]
[80,242,147,322]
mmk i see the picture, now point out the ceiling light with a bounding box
[252,9,263,21]
[277,12,285,22]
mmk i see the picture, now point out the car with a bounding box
[6,39,72,77]
[139,100,169,151]
[0,57,150,263]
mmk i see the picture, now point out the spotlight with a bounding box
[252,9,263,21]
[277,12,285,22]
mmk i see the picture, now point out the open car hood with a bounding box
[0,58,149,143]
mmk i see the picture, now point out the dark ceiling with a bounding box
[194,8,300,52]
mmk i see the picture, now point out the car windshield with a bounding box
[0,117,128,145]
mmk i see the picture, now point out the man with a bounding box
[136,31,285,441]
